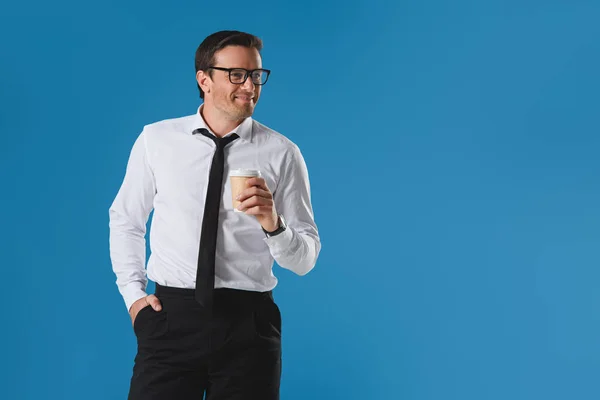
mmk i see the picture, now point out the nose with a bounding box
[241,75,256,91]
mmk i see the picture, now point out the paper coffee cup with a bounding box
[229,169,261,212]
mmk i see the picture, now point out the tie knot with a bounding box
[194,128,239,149]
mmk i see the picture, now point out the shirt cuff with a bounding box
[122,283,148,312]
[263,225,294,256]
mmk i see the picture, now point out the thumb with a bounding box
[146,295,162,311]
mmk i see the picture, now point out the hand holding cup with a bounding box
[230,169,279,232]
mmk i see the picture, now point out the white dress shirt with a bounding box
[109,106,321,311]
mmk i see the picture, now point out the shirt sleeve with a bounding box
[264,144,321,275]
[108,129,156,311]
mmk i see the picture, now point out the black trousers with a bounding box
[128,284,282,400]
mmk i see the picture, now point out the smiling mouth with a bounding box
[235,96,254,102]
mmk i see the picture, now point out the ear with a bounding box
[196,70,211,95]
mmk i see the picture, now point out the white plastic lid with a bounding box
[229,168,261,177]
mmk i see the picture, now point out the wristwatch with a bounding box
[263,214,287,238]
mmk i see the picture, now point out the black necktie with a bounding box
[193,128,239,309]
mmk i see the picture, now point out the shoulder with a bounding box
[252,119,300,154]
[140,113,196,142]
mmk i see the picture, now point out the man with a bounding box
[108,30,321,400]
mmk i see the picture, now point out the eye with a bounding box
[229,69,247,82]
[251,72,262,81]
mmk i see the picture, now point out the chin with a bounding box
[227,108,253,121]
[235,104,255,116]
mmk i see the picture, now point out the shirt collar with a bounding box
[191,104,253,142]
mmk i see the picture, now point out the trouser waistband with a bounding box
[155,283,273,302]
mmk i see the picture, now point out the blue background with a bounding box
[1,0,599,399]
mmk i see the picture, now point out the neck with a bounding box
[201,103,244,138]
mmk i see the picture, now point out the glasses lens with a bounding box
[228,69,247,84]
[251,70,268,85]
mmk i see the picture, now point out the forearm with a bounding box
[265,226,320,276]
[109,210,149,311]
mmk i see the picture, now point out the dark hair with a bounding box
[195,30,263,99]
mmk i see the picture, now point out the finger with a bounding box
[245,177,269,191]
[146,295,162,311]
[239,196,272,212]
[237,187,272,202]
[244,205,272,215]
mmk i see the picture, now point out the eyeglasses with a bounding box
[208,67,271,85]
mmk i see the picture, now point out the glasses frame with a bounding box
[208,66,271,85]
